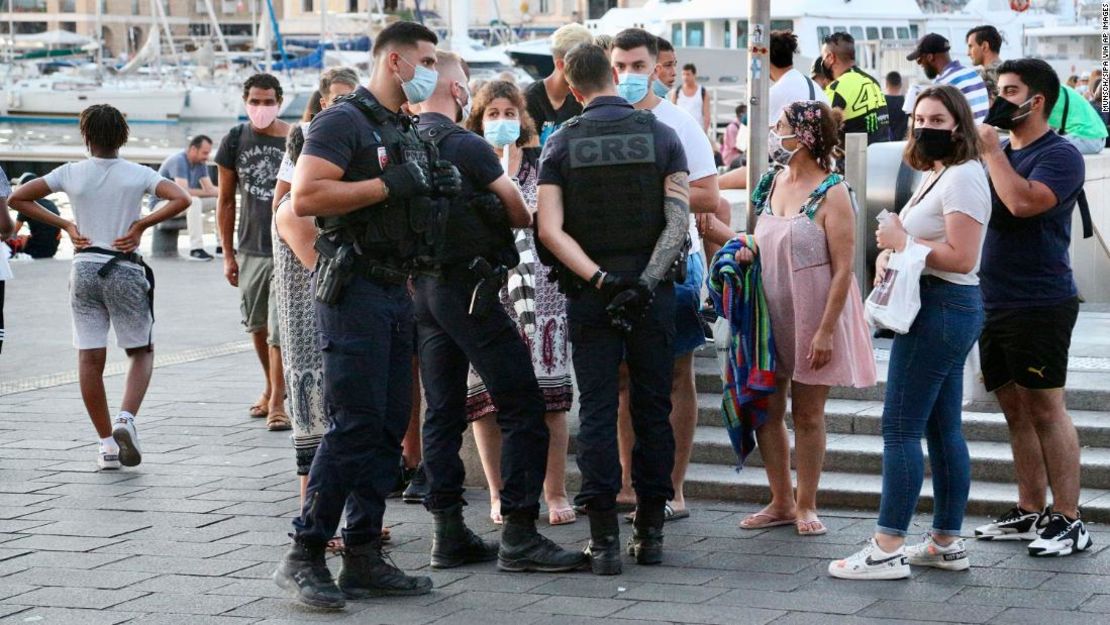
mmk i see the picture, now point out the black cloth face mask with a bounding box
[983,95,1035,130]
[913,127,956,160]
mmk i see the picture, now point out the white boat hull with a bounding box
[2,81,186,122]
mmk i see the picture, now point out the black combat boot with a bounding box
[402,462,429,504]
[337,540,433,598]
[273,541,346,610]
[584,507,623,575]
[627,499,665,565]
[430,503,499,568]
[498,511,587,572]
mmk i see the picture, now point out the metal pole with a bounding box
[745,0,770,233]
[843,132,869,295]
[321,0,327,47]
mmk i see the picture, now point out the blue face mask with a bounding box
[617,72,650,104]
[484,119,521,148]
[398,55,438,104]
[652,78,670,98]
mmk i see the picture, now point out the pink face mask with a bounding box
[245,104,280,129]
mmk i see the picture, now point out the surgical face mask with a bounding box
[983,95,1036,130]
[617,72,650,104]
[398,55,438,104]
[245,103,279,129]
[913,127,956,160]
[652,78,670,98]
[1078,84,1089,95]
[768,129,800,166]
[484,119,521,148]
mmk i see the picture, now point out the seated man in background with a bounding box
[3,174,61,259]
[154,135,219,261]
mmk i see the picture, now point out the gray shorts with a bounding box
[70,260,153,350]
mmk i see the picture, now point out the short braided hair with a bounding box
[79,104,129,152]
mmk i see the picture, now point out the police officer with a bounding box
[409,51,586,573]
[272,22,462,609]
[536,43,691,576]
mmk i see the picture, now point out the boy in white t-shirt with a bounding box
[8,105,190,470]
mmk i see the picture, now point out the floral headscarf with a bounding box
[782,101,833,170]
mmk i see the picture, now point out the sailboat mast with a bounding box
[95,0,103,68]
[321,0,327,47]
[203,0,230,55]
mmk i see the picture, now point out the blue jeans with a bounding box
[292,275,414,548]
[877,277,984,538]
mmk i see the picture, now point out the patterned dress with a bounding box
[465,148,573,420]
[271,208,328,474]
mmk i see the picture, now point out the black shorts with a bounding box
[979,298,1079,392]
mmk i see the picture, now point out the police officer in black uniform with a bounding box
[409,51,586,573]
[536,43,691,576]
[272,22,462,609]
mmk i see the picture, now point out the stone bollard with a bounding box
[152,216,187,258]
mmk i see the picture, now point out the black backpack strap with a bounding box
[225,123,245,162]
[806,76,816,101]
[1078,189,1093,239]
[1060,88,1070,136]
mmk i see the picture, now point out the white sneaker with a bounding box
[1028,512,1093,557]
[112,416,142,467]
[828,539,910,580]
[974,506,1048,541]
[905,535,970,571]
[97,445,121,471]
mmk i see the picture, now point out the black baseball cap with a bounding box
[907,33,950,61]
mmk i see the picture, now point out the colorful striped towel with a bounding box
[707,235,777,469]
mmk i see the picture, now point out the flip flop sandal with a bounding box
[624,502,690,524]
[739,512,798,530]
[548,507,577,526]
[249,396,269,418]
[795,518,828,536]
[266,411,292,431]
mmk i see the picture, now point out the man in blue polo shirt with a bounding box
[153,135,218,260]
[974,58,1090,557]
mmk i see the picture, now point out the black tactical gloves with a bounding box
[381,161,431,200]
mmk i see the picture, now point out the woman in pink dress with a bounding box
[738,101,877,536]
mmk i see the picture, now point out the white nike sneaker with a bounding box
[97,445,121,471]
[828,539,910,580]
[112,416,142,467]
[974,506,1049,541]
[1028,512,1092,557]
[905,535,970,571]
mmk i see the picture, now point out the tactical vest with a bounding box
[416,120,517,268]
[561,109,664,273]
[316,93,445,264]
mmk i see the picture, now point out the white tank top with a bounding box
[675,85,704,125]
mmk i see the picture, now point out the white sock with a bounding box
[100,437,119,452]
[117,411,135,422]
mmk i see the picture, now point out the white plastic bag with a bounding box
[865,236,931,334]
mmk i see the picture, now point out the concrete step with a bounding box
[695,394,1110,447]
[567,424,1110,490]
[694,357,1110,411]
[564,457,1110,523]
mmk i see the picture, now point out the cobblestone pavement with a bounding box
[0,349,1107,625]
[1,258,1108,624]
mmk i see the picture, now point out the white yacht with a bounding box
[0,76,187,122]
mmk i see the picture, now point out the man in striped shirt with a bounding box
[908,33,990,123]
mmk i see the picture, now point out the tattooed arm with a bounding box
[641,171,691,290]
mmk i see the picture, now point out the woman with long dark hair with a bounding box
[830,85,989,580]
